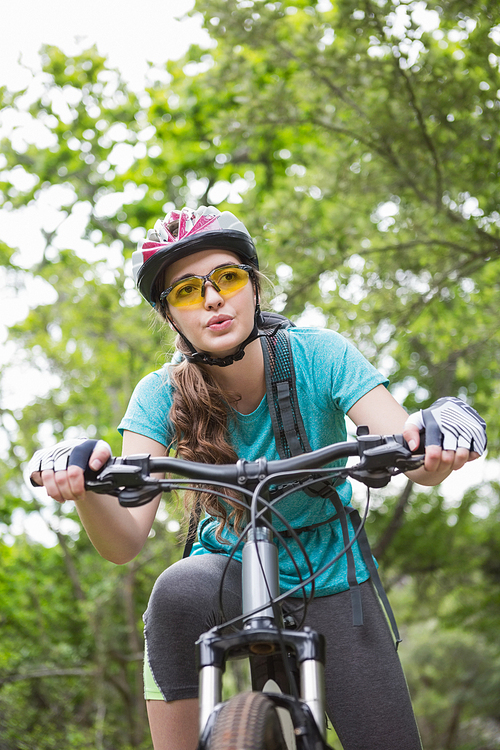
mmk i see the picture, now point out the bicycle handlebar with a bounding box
[82,428,425,506]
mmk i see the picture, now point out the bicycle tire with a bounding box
[208,691,288,750]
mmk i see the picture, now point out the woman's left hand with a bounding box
[403,396,487,475]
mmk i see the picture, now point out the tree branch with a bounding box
[1,667,95,686]
[364,0,443,209]
[55,530,87,601]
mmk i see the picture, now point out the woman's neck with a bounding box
[205,338,266,415]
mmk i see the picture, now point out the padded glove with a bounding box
[28,438,108,487]
[406,397,487,455]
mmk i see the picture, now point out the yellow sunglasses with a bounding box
[160,264,253,308]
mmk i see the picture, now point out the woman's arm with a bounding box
[33,431,166,564]
[347,385,475,486]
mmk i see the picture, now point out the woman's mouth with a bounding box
[207,315,233,331]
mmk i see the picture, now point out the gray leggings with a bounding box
[144,554,422,750]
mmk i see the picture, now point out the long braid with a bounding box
[168,349,245,541]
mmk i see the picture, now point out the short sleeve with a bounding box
[117,368,174,447]
[289,328,388,416]
[328,334,388,414]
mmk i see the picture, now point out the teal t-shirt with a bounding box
[118,328,388,596]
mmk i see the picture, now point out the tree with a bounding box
[0,47,182,748]
[365,481,500,747]
[164,0,500,437]
[0,503,182,749]
[1,1,500,745]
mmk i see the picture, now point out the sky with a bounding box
[0,0,208,91]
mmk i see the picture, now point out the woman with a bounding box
[30,206,486,750]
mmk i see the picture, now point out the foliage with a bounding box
[0,502,181,749]
[175,0,500,442]
[1,1,499,746]
[366,480,500,747]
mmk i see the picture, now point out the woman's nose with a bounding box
[203,282,224,308]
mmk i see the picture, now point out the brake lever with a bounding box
[85,454,169,504]
[390,434,425,472]
[350,432,424,488]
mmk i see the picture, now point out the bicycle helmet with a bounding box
[132,206,259,307]
[132,206,266,367]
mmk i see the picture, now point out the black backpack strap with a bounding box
[261,328,341,493]
[277,381,304,455]
[261,327,309,458]
[349,509,401,646]
[261,328,400,643]
[278,511,339,538]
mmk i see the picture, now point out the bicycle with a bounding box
[81,426,424,750]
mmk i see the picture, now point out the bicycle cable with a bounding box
[214,464,352,629]
[215,478,372,630]
[205,465,366,631]
[149,479,314,627]
[215,490,314,631]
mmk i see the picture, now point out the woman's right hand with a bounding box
[28,438,111,504]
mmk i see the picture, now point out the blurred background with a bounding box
[1,1,499,748]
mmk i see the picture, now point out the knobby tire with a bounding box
[208,691,288,750]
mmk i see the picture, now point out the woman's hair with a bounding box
[151,258,265,542]
[168,347,243,541]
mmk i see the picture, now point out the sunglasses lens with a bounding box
[166,266,250,308]
[167,278,204,307]
[212,266,249,293]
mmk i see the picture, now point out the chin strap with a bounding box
[168,306,272,367]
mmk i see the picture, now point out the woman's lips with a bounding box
[207,316,233,331]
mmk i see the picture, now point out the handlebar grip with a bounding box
[401,429,426,453]
[69,439,103,481]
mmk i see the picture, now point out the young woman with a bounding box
[30,206,486,750]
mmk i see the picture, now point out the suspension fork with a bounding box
[197,628,328,741]
[242,523,282,628]
[200,505,280,733]
[197,504,328,740]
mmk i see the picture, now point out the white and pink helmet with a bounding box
[132,206,259,307]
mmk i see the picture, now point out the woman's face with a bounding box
[163,249,256,358]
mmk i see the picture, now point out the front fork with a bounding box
[197,526,327,741]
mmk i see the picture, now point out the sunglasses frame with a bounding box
[159,264,254,307]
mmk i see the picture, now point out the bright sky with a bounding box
[0,0,208,90]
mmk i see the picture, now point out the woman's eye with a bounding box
[177,284,196,297]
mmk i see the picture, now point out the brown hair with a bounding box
[168,345,244,541]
